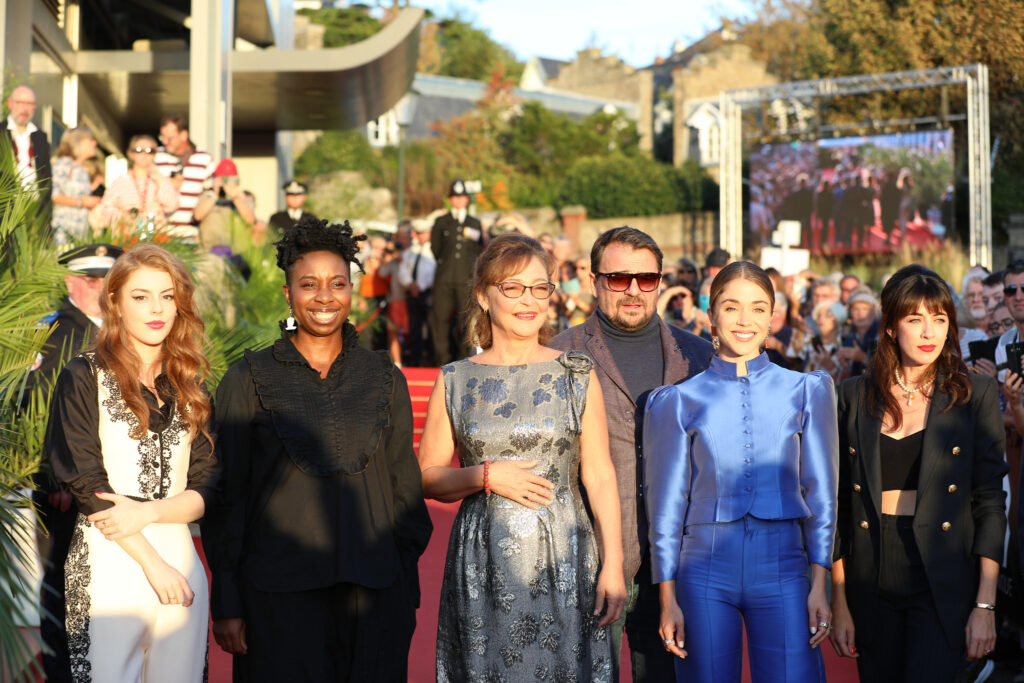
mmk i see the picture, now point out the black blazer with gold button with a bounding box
[835,373,1007,647]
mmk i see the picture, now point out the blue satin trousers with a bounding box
[674,515,826,683]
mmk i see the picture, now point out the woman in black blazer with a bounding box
[830,265,1007,682]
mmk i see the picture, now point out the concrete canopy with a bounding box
[70,7,423,134]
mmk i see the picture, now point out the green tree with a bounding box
[298,7,382,48]
[432,15,524,82]
[555,153,683,218]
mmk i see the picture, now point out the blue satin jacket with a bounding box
[643,353,839,583]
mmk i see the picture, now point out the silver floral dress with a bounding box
[436,351,612,683]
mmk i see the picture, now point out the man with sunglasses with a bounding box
[550,227,712,682]
[994,261,1024,385]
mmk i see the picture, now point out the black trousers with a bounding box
[406,292,432,366]
[233,578,415,683]
[856,515,963,683]
[33,489,77,683]
[430,279,470,366]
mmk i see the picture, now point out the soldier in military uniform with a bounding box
[267,179,317,242]
[31,243,123,683]
[429,178,484,364]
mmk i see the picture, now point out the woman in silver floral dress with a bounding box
[420,233,625,682]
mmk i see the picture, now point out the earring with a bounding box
[285,314,297,331]
[711,336,720,352]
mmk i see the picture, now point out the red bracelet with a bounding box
[482,460,490,495]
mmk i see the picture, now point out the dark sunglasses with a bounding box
[492,281,556,299]
[597,271,662,292]
[1004,284,1024,297]
[133,146,156,154]
[598,270,659,292]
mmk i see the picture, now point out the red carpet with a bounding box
[201,366,859,682]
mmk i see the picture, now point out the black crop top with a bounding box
[880,430,924,491]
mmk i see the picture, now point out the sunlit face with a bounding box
[982,283,1004,315]
[593,243,660,332]
[115,267,177,354]
[285,193,306,209]
[966,280,986,320]
[812,284,838,307]
[892,300,949,370]
[816,310,837,338]
[989,306,1013,338]
[478,256,551,344]
[66,274,106,319]
[770,296,788,333]
[850,301,876,329]
[129,137,157,170]
[840,277,859,304]
[159,122,187,156]
[284,251,352,339]
[1004,272,1024,323]
[449,195,470,210]
[7,86,36,128]
[710,278,773,363]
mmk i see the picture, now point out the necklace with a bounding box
[894,368,934,407]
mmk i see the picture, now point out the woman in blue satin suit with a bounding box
[644,261,839,682]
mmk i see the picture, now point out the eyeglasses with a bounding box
[492,281,556,299]
[1004,285,1024,297]
[132,146,156,154]
[988,318,1014,334]
[596,271,662,292]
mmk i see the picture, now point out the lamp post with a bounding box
[394,90,419,226]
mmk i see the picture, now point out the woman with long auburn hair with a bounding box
[830,264,1007,682]
[45,243,219,682]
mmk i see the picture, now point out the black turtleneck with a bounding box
[596,307,665,403]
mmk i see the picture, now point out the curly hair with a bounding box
[94,244,211,442]
[464,233,555,349]
[275,216,367,278]
[866,264,970,430]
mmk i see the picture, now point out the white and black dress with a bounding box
[45,355,219,683]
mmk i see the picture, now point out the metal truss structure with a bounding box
[718,64,991,266]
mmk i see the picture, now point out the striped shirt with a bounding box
[155,144,214,239]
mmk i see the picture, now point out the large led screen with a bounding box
[749,130,954,254]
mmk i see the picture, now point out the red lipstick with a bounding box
[918,344,936,352]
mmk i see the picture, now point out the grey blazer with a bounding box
[550,315,712,581]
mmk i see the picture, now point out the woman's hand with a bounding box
[141,557,194,606]
[81,195,101,210]
[807,583,831,648]
[965,607,997,661]
[593,565,626,628]
[87,492,156,540]
[828,600,858,658]
[659,593,688,659]
[973,358,998,378]
[213,618,248,655]
[488,460,554,509]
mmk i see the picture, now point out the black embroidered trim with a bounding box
[65,515,92,683]
[88,354,187,500]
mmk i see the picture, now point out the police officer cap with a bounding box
[448,178,469,198]
[282,179,308,195]
[58,243,125,277]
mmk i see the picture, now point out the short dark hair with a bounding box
[160,114,189,134]
[275,216,366,278]
[983,271,1004,287]
[1003,261,1024,284]
[590,226,663,274]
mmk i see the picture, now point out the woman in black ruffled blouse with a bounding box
[202,216,432,681]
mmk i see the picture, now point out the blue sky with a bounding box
[414,0,754,68]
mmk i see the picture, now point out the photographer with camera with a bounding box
[193,158,255,251]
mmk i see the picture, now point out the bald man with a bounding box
[5,85,51,211]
